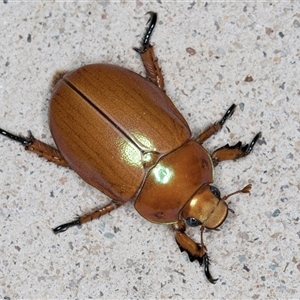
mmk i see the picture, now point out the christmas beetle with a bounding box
[0,12,261,283]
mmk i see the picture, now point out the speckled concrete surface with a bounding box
[0,1,299,299]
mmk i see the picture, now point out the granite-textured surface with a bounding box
[1,1,299,299]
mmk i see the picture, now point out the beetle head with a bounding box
[181,185,228,229]
[181,183,252,230]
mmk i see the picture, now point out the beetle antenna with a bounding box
[133,11,157,53]
[222,184,252,202]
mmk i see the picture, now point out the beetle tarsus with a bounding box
[133,12,165,90]
[203,254,218,284]
[0,128,34,146]
[52,219,81,234]
[243,132,262,156]
[219,104,236,126]
[1,127,69,167]
[133,11,157,53]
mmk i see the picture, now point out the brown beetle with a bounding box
[0,12,261,283]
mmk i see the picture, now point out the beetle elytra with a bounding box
[0,12,261,283]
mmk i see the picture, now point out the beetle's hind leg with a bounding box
[134,12,165,91]
[53,201,121,233]
[0,128,68,167]
[212,132,261,166]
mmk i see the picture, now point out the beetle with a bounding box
[0,12,261,283]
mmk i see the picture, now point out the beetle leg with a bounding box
[173,220,218,284]
[212,132,261,166]
[134,11,157,52]
[0,128,68,167]
[133,12,165,90]
[197,104,236,143]
[53,201,121,233]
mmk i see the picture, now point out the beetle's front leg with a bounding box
[173,220,218,284]
[212,132,261,166]
[0,128,68,167]
[134,12,165,91]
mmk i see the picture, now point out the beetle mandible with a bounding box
[0,12,261,283]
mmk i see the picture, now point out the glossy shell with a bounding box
[49,63,214,223]
[49,64,190,201]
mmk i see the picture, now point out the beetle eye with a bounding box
[186,217,202,227]
[210,185,221,199]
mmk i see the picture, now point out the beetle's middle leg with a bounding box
[0,128,68,167]
[53,201,121,233]
[134,12,165,91]
[197,104,236,143]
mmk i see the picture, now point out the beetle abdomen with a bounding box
[49,64,191,202]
